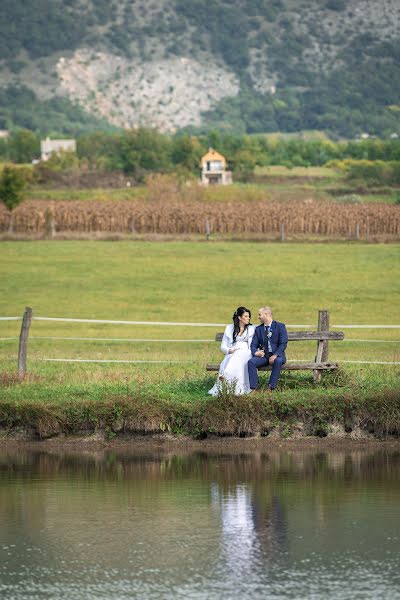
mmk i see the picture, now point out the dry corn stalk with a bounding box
[0,200,399,236]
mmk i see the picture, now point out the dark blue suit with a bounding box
[248,320,288,390]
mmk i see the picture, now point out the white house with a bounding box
[200,148,232,185]
[40,137,76,161]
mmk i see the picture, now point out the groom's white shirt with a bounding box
[221,324,255,355]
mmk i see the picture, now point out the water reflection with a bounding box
[0,446,399,599]
[212,482,287,579]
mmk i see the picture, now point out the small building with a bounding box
[0,130,9,139]
[40,137,76,161]
[200,148,232,185]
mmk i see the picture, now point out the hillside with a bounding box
[1,0,399,136]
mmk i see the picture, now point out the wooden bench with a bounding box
[206,310,344,383]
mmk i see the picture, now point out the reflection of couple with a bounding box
[208,306,288,396]
[212,483,288,571]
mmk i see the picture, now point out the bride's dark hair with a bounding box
[232,306,251,342]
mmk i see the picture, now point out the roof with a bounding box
[200,148,227,167]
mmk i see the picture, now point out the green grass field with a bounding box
[0,240,399,362]
[0,241,399,438]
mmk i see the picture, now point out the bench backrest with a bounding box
[215,331,344,342]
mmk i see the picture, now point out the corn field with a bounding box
[0,200,399,237]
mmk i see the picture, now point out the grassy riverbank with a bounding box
[0,363,399,440]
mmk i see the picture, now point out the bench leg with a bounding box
[314,369,322,383]
[314,339,324,383]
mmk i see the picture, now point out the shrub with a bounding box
[0,165,26,210]
[327,159,400,185]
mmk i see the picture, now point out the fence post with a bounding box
[45,208,56,239]
[128,216,136,234]
[18,307,33,380]
[280,222,285,242]
[314,309,329,382]
[205,218,211,241]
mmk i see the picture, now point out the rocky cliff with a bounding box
[1,0,399,135]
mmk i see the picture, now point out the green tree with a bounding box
[77,132,111,169]
[0,137,9,160]
[171,135,205,173]
[111,128,172,179]
[9,129,40,163]
[232,149,256,181]
[0,165,26,210]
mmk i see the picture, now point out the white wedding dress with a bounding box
[208,324,255,396]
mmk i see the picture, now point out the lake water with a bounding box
[0,444,399,599]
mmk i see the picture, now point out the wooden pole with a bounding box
[314,309,329,382]
[18,307,33,380]
[205,218,211,240]
[45,209,55,239]
[280,222,285,242]
[318,309,330,361]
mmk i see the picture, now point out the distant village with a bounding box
[1,130,235,185]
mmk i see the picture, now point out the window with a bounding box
[207,160,223,171]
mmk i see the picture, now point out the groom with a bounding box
[248,306,288,392]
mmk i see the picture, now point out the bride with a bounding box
[208,306,255,396]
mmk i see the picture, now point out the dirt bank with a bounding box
[0,428,399,452]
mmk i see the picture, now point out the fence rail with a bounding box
[1,308,399,377]
[1,315,399,328]
[0,336,398,343]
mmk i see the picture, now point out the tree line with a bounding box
[1,128,400,176]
